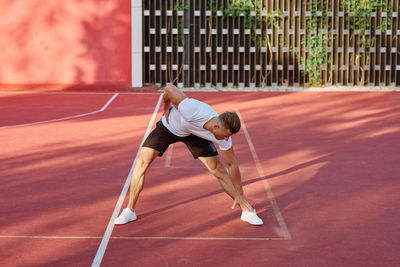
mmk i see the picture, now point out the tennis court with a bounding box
[1,90,399,266]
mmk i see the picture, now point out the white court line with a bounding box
[164,144,174,167]
[0,235,102,240]
[111,236,285,241]
[236,109,292,240]
[0,235,286,241]
[0,93,119,129]
[152,166,204,169]
[92,94,163,267]
[0,91,160,95]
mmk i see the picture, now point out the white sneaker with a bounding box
[241,209,263,225]
[114,208,137,225]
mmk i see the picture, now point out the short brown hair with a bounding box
[219,112,241,134]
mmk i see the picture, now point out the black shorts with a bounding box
[142,121,218,158]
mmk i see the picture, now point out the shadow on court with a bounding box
[1,91,399,266]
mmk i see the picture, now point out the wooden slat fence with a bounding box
[142,0,400,88]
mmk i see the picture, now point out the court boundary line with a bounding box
[0,235,287,241]
[236,109,292,240]
[92,94,163,267]
[0,93,119,129]
[164,144,174,167]
[153,166,204,169]
[0,91,160,95]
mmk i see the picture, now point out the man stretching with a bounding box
[115,84,263,225]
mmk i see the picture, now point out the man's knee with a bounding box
[202,157,224,174]
[136,155,148,170]
[136,148,157,170]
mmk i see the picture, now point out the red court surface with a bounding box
[0,91,399,266]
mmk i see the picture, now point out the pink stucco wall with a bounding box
[0,0,132,89]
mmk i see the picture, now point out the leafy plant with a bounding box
[301,31,329,86]
[174,0,189,44]
[341,0,392,85]
[342,0,392,48]
[205,0,218,83]
[173,0,188,11]
[165,0,189,84]
[301,0,332,87]
[206,0,218,17]
[223,0,283,86]
[223,0,283,48]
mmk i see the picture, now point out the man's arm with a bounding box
[221,147,253,211]
[163,84,187,122]
[163,84,187,109]
[220,147,243,195]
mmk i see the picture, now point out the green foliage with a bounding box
[301,0,331,87]
[341,0,392,48]
[206,0,218,29]
[168,0,394,87]
[173,0,189,12]
[267,10,284,29]
[174,0,189,44]
[302,31,330,86]
[223,0,282,48]
[206,0,218,16]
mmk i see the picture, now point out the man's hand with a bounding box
[232,194,253,212]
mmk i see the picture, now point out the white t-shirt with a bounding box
[161,98,232,151]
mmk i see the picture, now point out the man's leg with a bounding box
[127,147,159,211]
[198,156,255,212]
[198,156,238,200]
[115,147,159,225]
[198,155,264,226]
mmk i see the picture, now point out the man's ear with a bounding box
[210,124,218,133]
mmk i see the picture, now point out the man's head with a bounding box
[212,112,241,140]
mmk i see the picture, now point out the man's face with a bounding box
[213,127,232,141]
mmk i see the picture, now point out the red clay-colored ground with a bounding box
[0,91,399,266]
